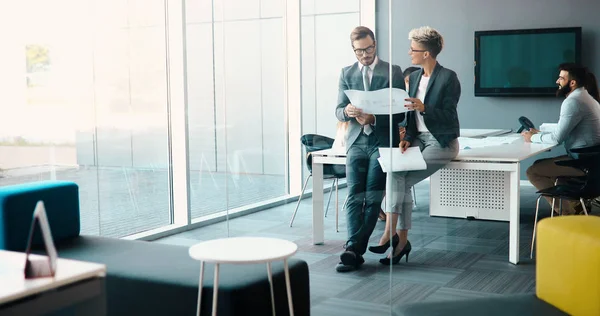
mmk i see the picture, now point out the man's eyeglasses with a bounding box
[409,47,427,53]
[354,45,375,55]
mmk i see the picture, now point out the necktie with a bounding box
[362,66,372,135]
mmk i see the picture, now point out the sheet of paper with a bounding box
[344,88,410,115]
[377,147,427,173]
[458,135,521,149]
[540,123,558,133]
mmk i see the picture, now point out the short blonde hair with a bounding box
[408,26,444,58]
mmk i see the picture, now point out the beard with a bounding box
[556,82,572,98]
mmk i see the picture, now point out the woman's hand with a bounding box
[399,140,411,153]
[405,98,425,112]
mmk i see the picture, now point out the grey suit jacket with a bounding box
[405,62,461,148]
[335,60,408,151]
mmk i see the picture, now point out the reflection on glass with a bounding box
[186,0,286,221]
[0,0,171,237]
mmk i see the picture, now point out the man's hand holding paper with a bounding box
[343,88,411,115]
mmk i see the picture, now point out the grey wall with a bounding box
[376,0,600,179]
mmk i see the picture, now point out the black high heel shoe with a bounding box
[379,240,412,265]
[368,234,399,254]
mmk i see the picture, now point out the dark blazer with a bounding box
[335,60,409,151]
[405,62,461,148]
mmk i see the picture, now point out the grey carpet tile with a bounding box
[445,269,536,294]
[267,223,314,237]
[309,272,364,302]
[293,252,332,265]
[469,254,536,274]
[489,238,534,258]
[295,238,346,255]
[423,287,504,302]
[335,278,440,305]
[406,248,484,269]
[371,264,464,287]
[311,297,391,316]
[408,222,468,237]
[308,255,379,279]
[447,223,510,240]
[424,235,503,255]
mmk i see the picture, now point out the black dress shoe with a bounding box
[335,262,356,272]
[340,247,358,266]
[335,255,365,273]
[380,240,412,265]
[368,234,400,254]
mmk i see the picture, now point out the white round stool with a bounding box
[189,237,298,316]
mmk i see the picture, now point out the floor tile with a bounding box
[445,269,535,294]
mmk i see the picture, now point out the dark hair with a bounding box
[586,72,600,102]
[559,63,600,102]
[403,67,420,78]
[350,26,375,44]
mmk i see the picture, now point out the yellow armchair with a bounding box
[537,216,600,316]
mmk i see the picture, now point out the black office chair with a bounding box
[530,144,600,258]
[289,134,346,232]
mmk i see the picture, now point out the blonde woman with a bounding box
[369,26,460,265]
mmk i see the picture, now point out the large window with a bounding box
[0,0,373,239]
[0,0,172,237]
[185,0,287,220]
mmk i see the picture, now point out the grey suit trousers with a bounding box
[386,133,459,229]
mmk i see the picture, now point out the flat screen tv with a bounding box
[474,27,581,97]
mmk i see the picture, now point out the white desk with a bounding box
[460,129,512,138]
[0,250,106,315]
[310,129,555,265]
[430,137,555,264]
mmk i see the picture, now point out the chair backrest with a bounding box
[301,134,345,178]
[301,134,334,153]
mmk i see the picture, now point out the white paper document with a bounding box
[377,147,427,173]
[458,135,521,149]
[540,123,558,133]
[344,88,410,115]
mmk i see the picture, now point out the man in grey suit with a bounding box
[334,26,407,272]
[522,63,600,214]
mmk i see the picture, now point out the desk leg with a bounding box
[266,262,276,316]
[197,261,205,316]
[212,263,220,316]
[283,259,295,316]
[312,162,325,245]
[509,164,521,264]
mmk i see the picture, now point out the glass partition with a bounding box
[186,0,288,225]
[1,1,553,313]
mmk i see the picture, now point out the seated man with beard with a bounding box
[521,63,600,214]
